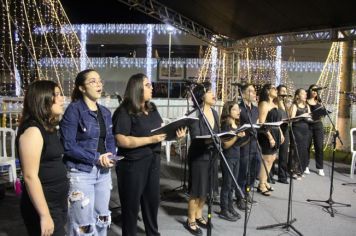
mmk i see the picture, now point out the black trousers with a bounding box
[21,181,69,236]
[116,154,161,236]
[237,143,260,198]
[278,129,290,181]
[308,122,324,169]
[220,158,239,211]
[291,123,310,173]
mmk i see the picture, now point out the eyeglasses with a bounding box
[85,79,104,87]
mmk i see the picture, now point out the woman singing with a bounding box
[290,88,311,179]
[219,101,245,221]
[186,82,218,236]
[257,84,284,196]
[60,69,116,235]
[276,84,290,184]
[17,80,68,236]
[112,73,185,236]
[306,84,325,176]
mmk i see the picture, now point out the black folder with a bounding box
[311,106,332,119]
[282,113,312,123]
[195,124,260,142]
[151,117,199,141]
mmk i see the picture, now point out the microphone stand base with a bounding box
[257,218,303,236]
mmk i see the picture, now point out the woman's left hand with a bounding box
[176,127,187,139]
[99,152,114,168]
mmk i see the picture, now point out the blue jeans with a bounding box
[67,166,112,236]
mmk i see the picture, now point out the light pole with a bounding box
[166,25,173,118]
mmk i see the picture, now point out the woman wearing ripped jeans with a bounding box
[60,69,116,235]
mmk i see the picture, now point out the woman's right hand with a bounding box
[99,152,114,168]
[151,134,167,143]
[40,214,54,236]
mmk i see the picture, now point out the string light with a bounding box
[146,25,153,80]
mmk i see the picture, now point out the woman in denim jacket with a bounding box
[60,69,116,236]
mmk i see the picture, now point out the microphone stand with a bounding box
[256,96,303,235]
[306,92,351,217]
[186,82,244,236]
[234,85,270,236]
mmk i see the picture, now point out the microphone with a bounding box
[278,94,293,98]
[339,91,356,95]
[311,86,327,91]
[115,92,122,103]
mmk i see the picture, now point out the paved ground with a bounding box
[1,155,356,236]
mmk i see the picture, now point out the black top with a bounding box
[113,103,163,160]
[279,108,289,133]
[95,109,106,154]
[308,102,323,121]
[221,123,240,159]
[263,108,282,145]
[239,102,259,152]
[16,120,67,186]
[293,104,309,128]
[188,108,220,161]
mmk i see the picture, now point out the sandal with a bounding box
[265,183,274,191]
[257,186,271,196]
[196,217,212,229]
[185,220,202,236]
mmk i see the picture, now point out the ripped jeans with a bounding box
[67,166,112,236]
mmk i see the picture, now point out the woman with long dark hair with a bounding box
[257,83,284,196]
[306,84,325,176]
[112,73,185,236]
[276,84,290,184]
[17,80,68,236]
[60,69,116,235]
[185,82,219,235]
[290,88,311,179]
[219,101,246,221]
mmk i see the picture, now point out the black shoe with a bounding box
[219,210,238,222]
[228,207,241,219]
[185,220,202,236]
[278,179,289,184]
[236,199,249,211]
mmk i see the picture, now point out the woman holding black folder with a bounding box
[112,73,185,236]
[306,84,325,176]
[186,82,219,235]
[219,101,246,221]
[290,88,311,179]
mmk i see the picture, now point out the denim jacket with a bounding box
[60,99,116,173]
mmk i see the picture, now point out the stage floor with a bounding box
[1,157,356,236]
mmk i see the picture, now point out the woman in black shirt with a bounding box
[186,82,218,235]
[219,101,246,221]
[306,84,325,176]
[113,73,185,236]
[290,88,311,178]
[17,80,68,236]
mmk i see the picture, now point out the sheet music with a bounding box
[257,121,283,126]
